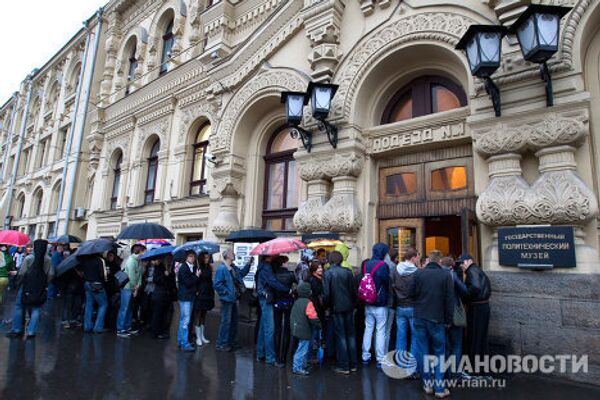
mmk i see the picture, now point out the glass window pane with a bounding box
[431,166,467,191]
[390,92,412,122]
[537,13,559,46]
[112,172,120,198]
[286,160,299,208]
[192,147,204,181]
[284,218,295,231]
[267,162,285,210]
[270,128,297,153]
[432,85,462,113]
[196,124,211,143]
[265,218,283,231]
[517,15,537,54]
[385,173,417,196]
[146,163,157,190]
[479,32,501,63]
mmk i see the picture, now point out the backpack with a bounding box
[21,260,48,307]
[358,261,385,304]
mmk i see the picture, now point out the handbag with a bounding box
[453,302,467,327]
[115,270,130,289]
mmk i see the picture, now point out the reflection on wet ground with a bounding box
[1,294,599,400]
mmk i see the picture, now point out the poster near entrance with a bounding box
[234,242,259,289]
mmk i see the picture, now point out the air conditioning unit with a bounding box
[74,207,87,220]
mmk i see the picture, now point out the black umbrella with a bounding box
[51,234,83,244]
[225,229,276,243]
[117,223,174,240]
[76,239,118,256]
[55,253,81,277]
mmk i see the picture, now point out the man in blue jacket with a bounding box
[213,249,250,352]
[255,255,291,367]
[361,242,390,368]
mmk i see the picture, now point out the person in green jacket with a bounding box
[0,244,15,304]
[116,244,145,337]
[334,243,353,272]
[291,282,321,375]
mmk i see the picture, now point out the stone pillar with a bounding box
[210,165,243,240]
[99,11,120,105]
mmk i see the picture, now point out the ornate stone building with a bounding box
[2,0,600,384]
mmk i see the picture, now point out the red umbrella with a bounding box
[250,238,306,256]
[0,230,30,247]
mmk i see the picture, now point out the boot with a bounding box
[200,324,210,344]
[195,326,203,346]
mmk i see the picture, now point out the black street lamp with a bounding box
[509,5,572,106]
[456,25,507,117]
[281,82,340,152]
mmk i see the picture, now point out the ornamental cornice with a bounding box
[104,117,135,140]
[135,97,177,127]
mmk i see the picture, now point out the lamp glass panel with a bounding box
[313,86,332,112]
[536,13,559,47]
[287,95,304,118]
[479,32,501,63]
[465,36,480,72]
[517,15,537,55]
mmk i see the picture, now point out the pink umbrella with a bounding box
[250,238,306,256]
[136,238,172,250]
[0,230,31,247]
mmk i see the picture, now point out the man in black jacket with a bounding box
[459,254,491,363]
[323,251,357,375]
[411,250,453,398]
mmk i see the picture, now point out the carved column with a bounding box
[99,10,121,105]
[294,162,329,233]
[210,166,243,239]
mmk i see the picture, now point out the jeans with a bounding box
[446,325,463,376]
[256,298,276,363]
[384,307,395,353]
[117,288,134,332]
[414,318,446,394]
[177,301,193,346]
[84,282,108,332]
[333,311,358,370]
[362,306,388,363]
[274,307,291,363]
[396,307,417,353]
[293,339,311,372]
[11,288,42,336]
[216,301,238,348]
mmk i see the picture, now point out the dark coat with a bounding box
[323,264,356,313]
[291,283,321,340]
[152,263,177,302]
[464,264,491,303]
[363,243,391,307]
[273,266,296,301]
[256,261,289,298]
[195,263,215,311]
[411,262,454,325]
[177,262,199,302]
[308,275,325,322]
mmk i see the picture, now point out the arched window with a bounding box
[145,140,160,204]
[51,181,61,212]
[381,76,467,124]
[111,152,122,209]
[263,127,299,231]
[33,190,43,215]
[190,123,211,196]
[126,43,138,96]
[160,20,175,75]
[17,194,26,219]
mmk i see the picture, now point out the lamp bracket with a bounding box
[317,118,338,149]
[540,62,553,107]
[289,125,312,153]
[484,77,502,117]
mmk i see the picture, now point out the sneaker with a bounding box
[5,331,22,338]
[333,367,350,375]
[94,328,110,334]
[376,363,382,370]
[350,366,358,373]
[293,369,310,376]
[70,320,82,328]
[423,386,434,395]
[267,361,286,368]
[127,329,140,336]
[434,389,451,399]
[117,331,131,338]
[25,334,36,339]
[361,359,370,365]
[216,346,232,352]
[180,343,196,352]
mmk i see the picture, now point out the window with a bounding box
[126,44,138,96]
[33,190,43,215]
[145,140,160,204]
[36,139,48,169]
[51,182,61,212]
[381,76,467,124]
[263,127,299,231]
[190,123,211,196]
[386,173,417,196]
[19,149,30,176]
[111,153,122,209]
[160,20,175,75]
[431,166,467,191]
[48,221,56,237]
[58,128,68,159]
[28,224,36,239]
[17,195,25,219]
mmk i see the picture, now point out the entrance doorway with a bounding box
[424,216,461,257]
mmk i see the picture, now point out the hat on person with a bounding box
[457,253,474,263]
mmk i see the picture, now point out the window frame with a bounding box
[144,141,160,204]
[381,75,467,125]
[160,20,175,75]
[111,153,122,210]
[189,123,211,197]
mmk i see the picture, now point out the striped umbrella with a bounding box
[250,238,306,256]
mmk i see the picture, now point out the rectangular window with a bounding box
[431,166,467,191]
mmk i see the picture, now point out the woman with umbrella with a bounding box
[191,251,215,346]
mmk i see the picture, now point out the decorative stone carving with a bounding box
[321,176,362,233]
[332,12,475,122]
[136,118,169,159]
[178,102,219,144]
[322,152,364,178]
[294,197,329,233]
[473,112,587,157]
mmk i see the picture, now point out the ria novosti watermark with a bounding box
[382,351,588,380]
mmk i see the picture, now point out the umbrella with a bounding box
[250,238,306,256]
[137,238,171,247]
[117,223,174,240]
[76,239,118,256]
[50,234,83,244]
[140,246,176,261]
[225,229,276,243]
[307,239,344,251]
[55,253,81,277]
[172,240,220,263]
[0,230,30,247]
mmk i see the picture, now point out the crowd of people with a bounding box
[0,239,492,399]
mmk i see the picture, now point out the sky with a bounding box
[0,0,102,104]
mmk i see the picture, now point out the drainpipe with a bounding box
[62,8,104,236]
[53,19,93,237]
[3,76,35,229]
[1,92,20,182]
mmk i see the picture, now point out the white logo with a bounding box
[381,351,418,379]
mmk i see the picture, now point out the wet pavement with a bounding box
[1,292,599,400]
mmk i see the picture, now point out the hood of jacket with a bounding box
[334,243,352,270]
[296,282,312,298]
[396,261,417,276]
[371,243,389,261]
